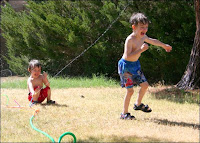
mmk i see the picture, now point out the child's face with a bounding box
[30,66,41,78]
[133,23,148,37]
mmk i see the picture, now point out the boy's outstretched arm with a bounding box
[144,36,172,52]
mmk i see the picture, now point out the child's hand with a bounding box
[43,71,48,78]
[141,43,149,52]
[163,44,172,52]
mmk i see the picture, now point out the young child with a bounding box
[118,13,172,120]
[27,59,55,104]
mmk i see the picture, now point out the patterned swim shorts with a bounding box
[118,58,147,88]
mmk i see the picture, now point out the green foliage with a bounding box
[1,0,195,84]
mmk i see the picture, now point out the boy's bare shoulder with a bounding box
[126,34,135,43]
[143,34,148,40]
[39,74,45,80]
[128,33,135,39]
[27,76,32,82]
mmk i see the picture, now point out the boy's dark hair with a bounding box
[129,13,150,26]
[28,59,41,72]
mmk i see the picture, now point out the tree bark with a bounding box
[176,0,200,90]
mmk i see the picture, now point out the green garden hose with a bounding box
[30,115,55,142]
[2,94,76,143]
[58,132,76,143]
[2,94,9,105]
[30,115,76,143]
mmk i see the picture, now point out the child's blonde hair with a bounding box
[28,59,41,72]
[129,13,150,26]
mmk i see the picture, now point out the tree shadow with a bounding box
[149,86,199,104]
[77,134,165,142]
[145,118,200,130]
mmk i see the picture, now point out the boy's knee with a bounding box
[141,82,149,89]
[127,88,134,95]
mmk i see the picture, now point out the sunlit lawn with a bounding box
[1,77,199,142]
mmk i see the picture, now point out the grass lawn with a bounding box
[1,76,199,142]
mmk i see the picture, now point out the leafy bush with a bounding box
[1,0,195,84]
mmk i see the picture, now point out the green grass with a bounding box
[1,75,119,89]
[1,76,199,104]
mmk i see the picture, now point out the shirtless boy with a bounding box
[27,59,55,104]
[118,13,172,119]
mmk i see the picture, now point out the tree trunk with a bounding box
[176,0,200,90]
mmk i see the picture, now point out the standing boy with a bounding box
[118,13,172,119]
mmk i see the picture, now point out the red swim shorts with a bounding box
[28,86,50,103]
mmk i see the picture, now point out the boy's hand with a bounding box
[163,44,172,52]
[43,71,48,78]
[141,43,149,52]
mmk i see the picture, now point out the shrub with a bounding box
[1,0,195,84]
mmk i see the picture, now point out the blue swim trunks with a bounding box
[118,58,147,88]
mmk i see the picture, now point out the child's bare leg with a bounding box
[135,82,149,106]
[46,89,55,104]
[123,88,134,114]
[47,88,51,101]
[33,88,40,101]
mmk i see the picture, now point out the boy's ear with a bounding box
[132,25,135,30]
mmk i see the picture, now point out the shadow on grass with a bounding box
[40,103,68,107]
[78,135,165,142]
[145,118,200,130]
[149,86,199,104]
